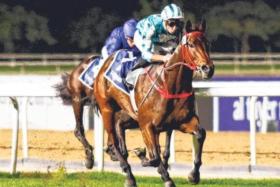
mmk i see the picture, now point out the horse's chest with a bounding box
[172,107,190,122]
[166,99,194,123]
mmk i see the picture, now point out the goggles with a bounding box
[167,19,184,28]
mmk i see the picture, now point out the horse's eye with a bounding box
[188,43,195,48]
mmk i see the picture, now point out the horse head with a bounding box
[180,20,214,80]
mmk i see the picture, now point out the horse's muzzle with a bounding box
[205,64,215,79]
[193,64,215,80]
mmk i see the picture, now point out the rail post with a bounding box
[94,110,104,171]
[169,131,175,163]
[10,97,19,174]
[20,97,29,159]
[249,96,257,172]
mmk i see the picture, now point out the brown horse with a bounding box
[55,57,140,168]
[55,55,97,169]
[92,20,214,187]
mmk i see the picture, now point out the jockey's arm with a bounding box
[101,27,122,59]
[134,31,171,63]
[150,53,171,63]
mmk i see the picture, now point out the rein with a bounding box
[145,61,194,99]
[180,44,198,70]
[142,41,203,99]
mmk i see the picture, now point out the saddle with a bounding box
[104,50,141,95]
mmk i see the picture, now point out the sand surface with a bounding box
[0,130,279,166]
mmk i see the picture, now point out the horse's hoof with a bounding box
[164,180,176,187]
[187,170,200,184]
[124,179,137,187]
[85,157,94,169]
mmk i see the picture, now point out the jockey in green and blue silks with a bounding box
[134,3,184,63]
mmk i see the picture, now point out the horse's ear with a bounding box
[199,19,206,32]
[185,20,192,33]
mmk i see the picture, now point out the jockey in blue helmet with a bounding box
[133,4,184,65]
[79,19,140,89]
[101,18,140,59]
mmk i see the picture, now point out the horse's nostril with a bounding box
[201,65,209,72]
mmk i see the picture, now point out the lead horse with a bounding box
[92,20,214,187]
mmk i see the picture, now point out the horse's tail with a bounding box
[54,73,72,105]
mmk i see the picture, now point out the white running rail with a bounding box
[2,78,280,174]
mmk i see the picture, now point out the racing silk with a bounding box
[101,27,140,59]
[134,14,179,62]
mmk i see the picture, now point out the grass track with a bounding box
[0,171,280,187]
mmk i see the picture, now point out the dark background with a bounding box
[0,0,279,53]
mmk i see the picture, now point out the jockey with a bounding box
[79,18,140,88]
[133,3,184,67]
[101,18,140,59]
[122,4,184,88]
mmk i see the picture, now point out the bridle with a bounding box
[181,31,206,71]
[143,31,208,100]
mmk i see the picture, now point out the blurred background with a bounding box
[0,0,279,53]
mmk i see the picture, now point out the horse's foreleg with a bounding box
[115,118,128,160]
[104,114,119,162]
[189,127,206,184]
[162,130,173,170]
[72,94,94,169]
[179,116,206,184]
[139,126,175,186]
[101,107,136,187]
[155,133,176,187]
[139,124,161,167]
[105,117,128,162]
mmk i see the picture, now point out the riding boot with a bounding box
[122,78,134,90]
[131,58,149,71]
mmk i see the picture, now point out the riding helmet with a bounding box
[161,4,184,20]
[123,18,138,38]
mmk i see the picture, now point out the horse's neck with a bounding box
[164,45,193,93]
[166,45,182,66]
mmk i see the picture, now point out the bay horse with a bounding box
[92,20,214,187]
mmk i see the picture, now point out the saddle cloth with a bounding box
[104,49,140,95]
[79,57,102,89]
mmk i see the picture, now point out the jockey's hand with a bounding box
[163,54,172,63]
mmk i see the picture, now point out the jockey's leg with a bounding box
[131,57,149,70]
[178,115,206,184]
[121,57,141,90]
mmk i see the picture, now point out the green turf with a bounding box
[0,171,279,187]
